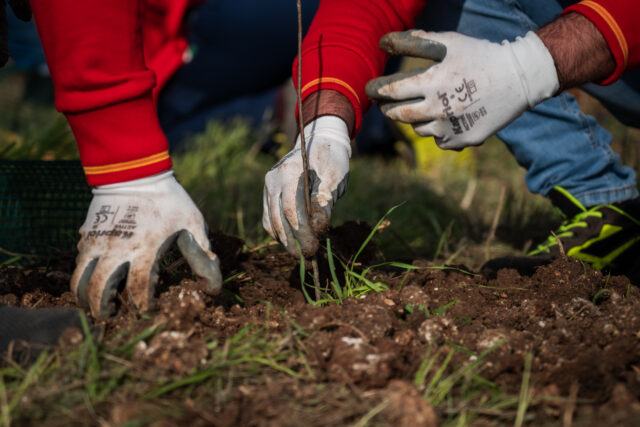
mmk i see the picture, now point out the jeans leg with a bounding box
[581,67,640,129]
[420,0,638,206]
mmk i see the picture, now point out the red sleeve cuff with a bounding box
[563,1,628,85]
[65,94,172,186]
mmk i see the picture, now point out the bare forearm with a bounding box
[301,90,355,134]
[536,12,615,90]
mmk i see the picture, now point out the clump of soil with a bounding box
[2,225,640,425]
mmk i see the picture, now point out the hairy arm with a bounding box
[536,12,615,90]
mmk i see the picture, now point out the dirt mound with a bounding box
[2,235,640,425]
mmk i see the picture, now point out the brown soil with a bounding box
[2,226,640,426]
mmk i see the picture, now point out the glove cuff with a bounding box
[508,31,560,108]
[297,116,352,157]
[94,170,175,193]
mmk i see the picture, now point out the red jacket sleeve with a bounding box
[31,0,172,185]
[141,0,199,101]
[563,0,640,85]
[294,0,427,135]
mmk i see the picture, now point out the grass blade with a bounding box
[515,352,533,427]
[114,324,163,357]
[326,239,343,301]
[351,203,403,268]
[424,348,455,400]
[414,345,435,387]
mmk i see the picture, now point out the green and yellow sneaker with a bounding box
[482,186,640,281]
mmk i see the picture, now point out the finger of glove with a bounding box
[262,186,277,240]
[379,31,447,61]
[366,68,429,101]
[309,169,348,235]
[272,173,319,258]
[177,230,222,295]
[264,167,296,249]
[378,98,433,123]
[308,179,331,237]
[8,0,31,21]
[266,188,295,253]
[71,257,99,310]
[86,257,130,319]
[412,120,464,150]
[287,173,321,258]
[412,119,445,139]
[0,2,9,67]
[125,234,178,315]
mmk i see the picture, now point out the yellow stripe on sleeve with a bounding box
[301,77,361,105]
[84,151,170,175]
[579,0,628,66]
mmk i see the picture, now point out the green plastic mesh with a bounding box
[0,160,91,265]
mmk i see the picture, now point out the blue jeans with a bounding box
[419,0,640,206]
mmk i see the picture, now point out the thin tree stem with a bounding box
[296,0,321,300]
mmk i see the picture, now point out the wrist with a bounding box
[298,116,352,157]
[95,170,174,191]
[536,12,615,89]
[507,31,560,107]
[67,94,171,186]
[301,90,355,135]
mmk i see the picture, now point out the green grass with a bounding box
[411,340,533,426]
[305,205,401,304]
[0,314,312,424]
[2,66,640,425]
[172,119,276,248]
[0,307,530,426]
[0,68,614,269]
[2,67,639,268]
[515,352,534,427]
[0,72,77,160]
[295,202,481,306]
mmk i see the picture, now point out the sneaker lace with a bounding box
[529,209,603,255]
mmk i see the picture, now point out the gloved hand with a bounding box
[1,0,32,66]
[366,30,559,150]
[71,170,222,319]
[263,116,351,258]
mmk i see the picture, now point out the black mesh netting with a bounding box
[0,160,91,264]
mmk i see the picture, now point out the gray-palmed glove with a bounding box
[72,170,222,318]
[366,30,559,150]
[263,116,351,258]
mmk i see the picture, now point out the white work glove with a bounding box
[366,30,559,150]
[71,170,222,318]
[263,116,351,258]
